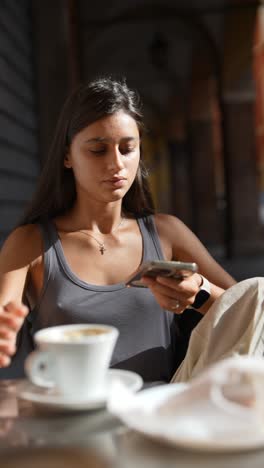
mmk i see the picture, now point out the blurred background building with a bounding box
[0,0,264,280]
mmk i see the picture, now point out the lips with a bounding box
[103,176,127,189]
[107,177,126,183]
[106,178,126,189]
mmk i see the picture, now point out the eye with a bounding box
[119,146,136,155]
[89,148,106,155]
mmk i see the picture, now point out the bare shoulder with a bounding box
[153,213,190,260]
[154,212,213,250]
[153,213,236,288]
[154,213,192,246]
[0,224,43,270]
[154,213,186,233]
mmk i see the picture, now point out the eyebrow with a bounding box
[84,137,139,144]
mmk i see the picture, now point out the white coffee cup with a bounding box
[25,324,119,399]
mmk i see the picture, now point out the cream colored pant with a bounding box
[171,277,264,383]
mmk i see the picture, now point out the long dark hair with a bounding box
[20,77,155,225]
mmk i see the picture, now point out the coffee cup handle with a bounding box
[25,350,55,388]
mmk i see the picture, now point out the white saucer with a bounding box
[17,369,143,412]
[113,383,264,452]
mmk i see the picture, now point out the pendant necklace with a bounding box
[78,217,124,255]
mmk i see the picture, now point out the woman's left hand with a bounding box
[142,273,202,314]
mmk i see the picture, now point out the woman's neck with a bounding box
[55,202,124,234]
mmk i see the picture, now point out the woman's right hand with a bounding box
[0,302,29,367]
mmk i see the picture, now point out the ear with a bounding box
[64,152,72,169]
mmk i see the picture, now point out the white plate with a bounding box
[116,383,264,452]
[17,369,143,412]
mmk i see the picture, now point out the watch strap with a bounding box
[192,275,211,309]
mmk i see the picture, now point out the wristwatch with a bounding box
[192,275,211,309]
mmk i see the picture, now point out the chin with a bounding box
[107,188,127,201]
[109,194,124,203]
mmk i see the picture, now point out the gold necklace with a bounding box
[78,217,124,255]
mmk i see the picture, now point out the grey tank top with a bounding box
[31,215,177,382]
[1,216,202,380]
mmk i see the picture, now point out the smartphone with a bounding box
[126,260,198,288]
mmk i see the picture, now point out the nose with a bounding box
[107,146,125,171]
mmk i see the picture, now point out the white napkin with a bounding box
[107,356,264,445]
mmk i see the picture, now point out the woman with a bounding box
[0,77,236,381]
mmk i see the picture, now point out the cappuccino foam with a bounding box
[62,327,110,341]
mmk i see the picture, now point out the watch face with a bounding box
[192,289,210,309]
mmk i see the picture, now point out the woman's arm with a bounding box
[0,225,41,366]
[142,214,236,315]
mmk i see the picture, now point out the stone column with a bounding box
[188,59,222,248]
[167,109,193,228]
[222,7,264,255]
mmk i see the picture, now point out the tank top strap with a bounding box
[38,220,59,248]
[25,221,59,329]
[36,221,59,286]
[138,215,165,261]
